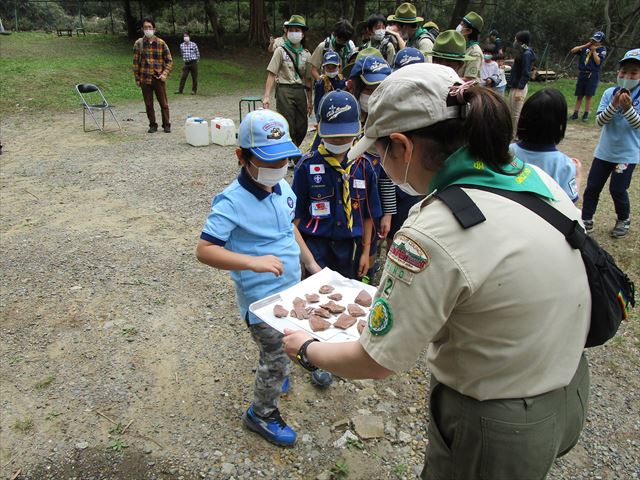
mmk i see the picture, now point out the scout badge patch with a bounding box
[368,298,393,335]
[387,234,430,272]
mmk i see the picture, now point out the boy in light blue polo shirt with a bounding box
[196,109,321,447]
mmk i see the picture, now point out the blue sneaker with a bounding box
[311,369,333,388]
[281,377,290,395]
[242,406,297,447]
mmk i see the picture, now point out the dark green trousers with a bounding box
[423,353,589,480]
[275,84,308,147]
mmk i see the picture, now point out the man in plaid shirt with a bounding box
[176,31,200,95]
[133,18,173,133]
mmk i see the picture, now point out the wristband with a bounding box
[296,338,319,371]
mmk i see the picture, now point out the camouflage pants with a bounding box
[248,321,291,417]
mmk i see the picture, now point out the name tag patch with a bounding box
[388,233,429,273]
[353,179,366,189]
[311,201,331,217]
[384,261,414,285]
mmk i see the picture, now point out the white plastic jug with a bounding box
[211,117,236,146]
[185,117,209,147]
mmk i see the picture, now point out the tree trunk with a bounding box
[448,0,470,29]
[352,0,366,28]
[203,0,221,48]
[123,0,137,39]
[249,0,270,47]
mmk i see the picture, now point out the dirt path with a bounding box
[1,94,638,480]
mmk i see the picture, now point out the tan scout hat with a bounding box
[347,63,462,160]
[284,15,308,30]
[427,30,474,61]
[387,3,424,24]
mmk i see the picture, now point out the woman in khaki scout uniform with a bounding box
[283,63,591,480]
[263,15,312,147]
[455,11,484,81]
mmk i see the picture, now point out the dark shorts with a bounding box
[575,71,599,97]
[303,235,362,280]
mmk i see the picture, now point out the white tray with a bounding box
[249,268,376,343]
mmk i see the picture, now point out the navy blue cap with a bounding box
[393,47,425,70]
[318,91,361,138]
[322,51,340,66]
[356,56,391,85]
[591,31,605,42]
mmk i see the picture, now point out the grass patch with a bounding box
[109,437,129,451]
[35,375,55,390]
[0,32,264,114]
[12,418,34,433]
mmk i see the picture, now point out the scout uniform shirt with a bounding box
[293,148,382,239]
[459,41,482,79]
[407,29,434,61]
[200,169,301,325]
[310,38,357,71]
[267,43,311,85]
[577,46,607,74]
[360,147,591,401]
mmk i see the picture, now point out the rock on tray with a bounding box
[293,297,307,307]
[320,301,346,314]
[313,307,332,318]
[309,315,332,332]
[305,293,320,303]
[328,293,343,301]
[357,319,366,334]
[273,304,288,318]
[334,314,357,330]
[354,289,373,307]
[290,306,310,319]
[347,303,366,317]
[319,285,335,294]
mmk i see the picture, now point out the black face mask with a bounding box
[334,40,346,49]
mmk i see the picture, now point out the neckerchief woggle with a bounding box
[428,146,555,200]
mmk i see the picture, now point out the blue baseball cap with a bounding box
[393,47,425,70]
[619,48,640,65]
[322,51,340,66]
[591,31,605,42]
[355,55,391,85]
[238,110,301,162]
[318,91,361,138]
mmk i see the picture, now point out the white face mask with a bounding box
[373,29,386,41]
[183,36,190,42]
[144,29,154,38]
[618,76,640,91]
[323,141,352,154]
[381,142,424,196]
[287,31,303,44]
[248,162,288,187]
[359,93,371,113]
[455,25,463,33]
[326,70,339,78]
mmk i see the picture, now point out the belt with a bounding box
[277,83,305,89]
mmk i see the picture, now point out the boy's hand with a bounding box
[619,91,632,111]
[357,253,370,278]
[305,260,322,275]
[249,255,284,276]
[379,214,392,238]
[612,89,622,108]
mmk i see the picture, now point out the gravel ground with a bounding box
[1,94,638,480]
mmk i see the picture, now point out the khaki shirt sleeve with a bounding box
[359,226,470,372]
[460,47,482,79]
[309,42,325,70]
[417,37,433,56]
[267,47,283,75]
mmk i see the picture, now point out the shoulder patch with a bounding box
[387,233,430,273]
[368,298,393,336]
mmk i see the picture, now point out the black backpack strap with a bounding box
[436,186,486,229]
[453,184,587,249]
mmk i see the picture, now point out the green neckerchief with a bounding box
[331,36,353,67]
[466,40,480,48]
[409,27,427,47]
[284,39,303,79]
[428,146,555,200]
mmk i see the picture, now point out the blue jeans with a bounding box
[582,158,636,221]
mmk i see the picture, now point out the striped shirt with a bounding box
[594,85,640,164]
[179,41,200,62]
[133,37,173,85]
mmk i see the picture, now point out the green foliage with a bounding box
[12,418,34,433]
[108,422,126,435]
[331,458,350,478]
[35,375,55,390]
[109,437,129,451]
[0,32,264,114]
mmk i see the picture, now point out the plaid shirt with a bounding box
[179,41,200,62]
[133,36,173,85]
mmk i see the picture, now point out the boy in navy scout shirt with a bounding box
[313,51,347,121]
[293,90,382,280]
[570,31,607,122]
[196,109,322,447]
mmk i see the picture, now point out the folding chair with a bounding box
[75,83,121,132]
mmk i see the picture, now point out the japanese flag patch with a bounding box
[310,164,325,175]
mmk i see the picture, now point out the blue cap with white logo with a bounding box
[238,109,302,162]
[351,55,391,85]
[619,48,640,65]
[322,51,341,66]
[393,47,425,70]
[318,91,361,138]
[591,31,605,42]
